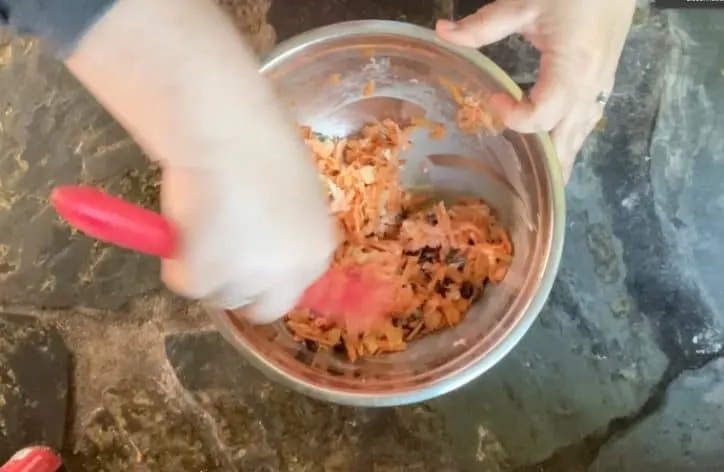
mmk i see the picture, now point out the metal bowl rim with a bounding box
[209,20,566,407]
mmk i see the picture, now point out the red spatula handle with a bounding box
[50,185,177,259]
[50,185,391,322]
[0,447,62,472]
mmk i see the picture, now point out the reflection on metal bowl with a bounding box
[207,20,566,407]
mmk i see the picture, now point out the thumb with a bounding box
[435,0,537,48]
[489,54,573,133]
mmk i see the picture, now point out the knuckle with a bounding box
[525,89,567,131]
[509,0,538,17]
[536,112,561,132]
[526,105,560,132]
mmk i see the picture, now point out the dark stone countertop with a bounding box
[1,0,724,471]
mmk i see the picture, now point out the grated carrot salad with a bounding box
[285,95,511,361]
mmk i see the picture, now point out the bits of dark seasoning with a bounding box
[434,281,446,296]
[445,249,467,267]
[294,349,314,365]
[327,366,345,377]
[444,249,459,263]
[435,277,455,296]
[460,281,475,299]
[304,339,320,352]
[418,246,440,263]
[425,212,438,225]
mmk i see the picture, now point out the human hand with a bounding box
[65,0,336,323]
[436,0,636,182]
[160,137,336,324]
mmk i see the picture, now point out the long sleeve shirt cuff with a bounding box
[0,0,117,58]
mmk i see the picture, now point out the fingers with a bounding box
[159,164,336,324]
[160,167,221,300]
[249,259,331,324]
[435,0,629,185]
[435,0,537,48]
[436,1,571,135]
[491,53,579,134]
[493,50,609,182]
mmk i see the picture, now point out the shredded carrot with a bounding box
[429,123,446,140]
[457,95,505,135]
[438,77,504,134]
[329,73,342,85]
[363,80,375,97]
[439,77,465,105]
[410,116,446,140]
[285,115,513,361]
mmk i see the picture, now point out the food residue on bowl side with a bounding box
[362,80,376,97]
[440,76,505,135]
[329,73,342,85]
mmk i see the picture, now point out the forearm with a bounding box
[65,0,297,171]
[3,0,299,172]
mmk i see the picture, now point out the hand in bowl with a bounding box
[436,0,636,182]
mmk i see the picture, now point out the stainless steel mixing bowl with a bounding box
[208,20,565,406]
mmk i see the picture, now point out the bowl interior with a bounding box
[214,22,559,404]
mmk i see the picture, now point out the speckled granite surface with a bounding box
[0,0,723,471]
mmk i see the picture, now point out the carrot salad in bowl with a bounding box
[286,94,511,362]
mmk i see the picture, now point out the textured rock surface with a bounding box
[435,284,668,469]
[520,7,724,471]
[64,377,225,472]
[49,294,210,431]
[648,10,724,348]
[164,330,459,472]
[590,359,724,472]
[0,313,70,461]
[577,8,724,472]
[0,31,160,310]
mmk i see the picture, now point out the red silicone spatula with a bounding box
[49,185,394,325]
[0,447,62,472]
